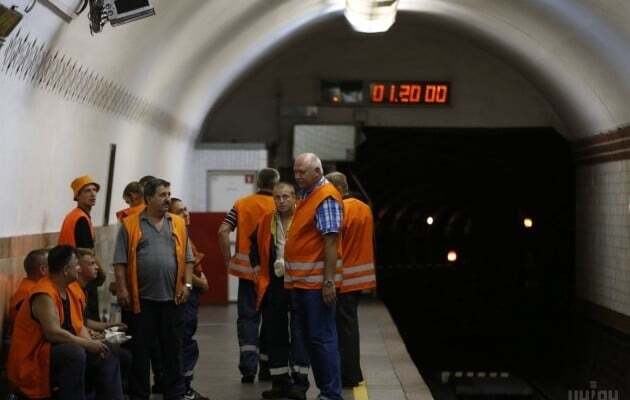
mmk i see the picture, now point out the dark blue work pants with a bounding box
[237,278,268,376]
[261,276,309,390]
[291,289,343,400]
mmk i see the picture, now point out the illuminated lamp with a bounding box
[523,218,533,229]
[345,0,399,34]
[447,250,457,262]
[426,216,434,225]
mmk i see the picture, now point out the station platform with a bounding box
[166,299,433,400]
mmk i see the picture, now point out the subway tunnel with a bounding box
[1,1,630,399]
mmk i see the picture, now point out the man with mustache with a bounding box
[113,178,195,400]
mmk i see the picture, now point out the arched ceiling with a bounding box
[50,0,630,140]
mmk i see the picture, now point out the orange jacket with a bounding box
[254,211,274,309]
[8,278,38,325]
[285,182,343,290]
[121,212,188,313]
[58,207,94,247]
[7,277,85,399]
[116,203,146,221]
[228,193,275,281]
[340,198,376,293]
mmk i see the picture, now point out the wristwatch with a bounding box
[323,279,334,288]
[185,283,193,290]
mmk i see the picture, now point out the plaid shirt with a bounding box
[299,177,343,235]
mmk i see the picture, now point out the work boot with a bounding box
[241,374,256,383]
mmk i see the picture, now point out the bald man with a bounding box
[284,153,344,400]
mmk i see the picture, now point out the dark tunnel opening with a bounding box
[339,127,576,398]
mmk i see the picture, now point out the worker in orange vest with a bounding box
[218,168,279,383]
[8,245,122,400]
[58,175,105,322]
[116,181,146,221]
[113,178,194,400]
[285,153,344,400]
[326,172,377,388]
[250,182,310,400]
[8,249,49,327]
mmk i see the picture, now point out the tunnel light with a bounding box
[523,218,533,229]
[426,216,434,225]
[447,250,457,263]
[345,0,399,34]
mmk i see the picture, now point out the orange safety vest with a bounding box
[284,182,343,290]
[8,278,38,325]
[254,211,275,309]
[340,198,377,293]
[121,212,188,313]
[7,277,85,399]
[116,203,146,221]
[228,193,275,281]
[58,207,95,247]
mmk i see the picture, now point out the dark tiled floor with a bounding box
[149,299,432,400]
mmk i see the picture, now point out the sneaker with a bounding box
[241,374,256,383]
[184,388,210,400]
[286,387,307,400]
[261,387,289,399]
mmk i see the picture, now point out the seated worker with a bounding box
[250,182,310,400]
[7,245,123,400]
[8,248,49,327]
[76,247,133,393]
[116,181,146,221]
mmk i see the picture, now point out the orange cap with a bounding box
[71,175,100,200]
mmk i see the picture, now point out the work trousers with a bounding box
[261,276,310,390]
[291,289,343,400]
[50,342,123,400]
[128,299,185,400]
[336,291,363,386]
[183,288,201,390]
[237,278,268,376]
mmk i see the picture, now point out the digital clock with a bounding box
[369,82,450,105]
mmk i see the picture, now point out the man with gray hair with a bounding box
[284,153,345,400]
[218,168,279,383]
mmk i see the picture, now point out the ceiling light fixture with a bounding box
[345,0,399,34]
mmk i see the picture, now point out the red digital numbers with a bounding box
[369,82,449,105]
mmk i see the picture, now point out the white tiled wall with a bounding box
[190,148,268,212]
[576,160,630,316]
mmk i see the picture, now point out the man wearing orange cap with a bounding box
[59,175,105,321]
